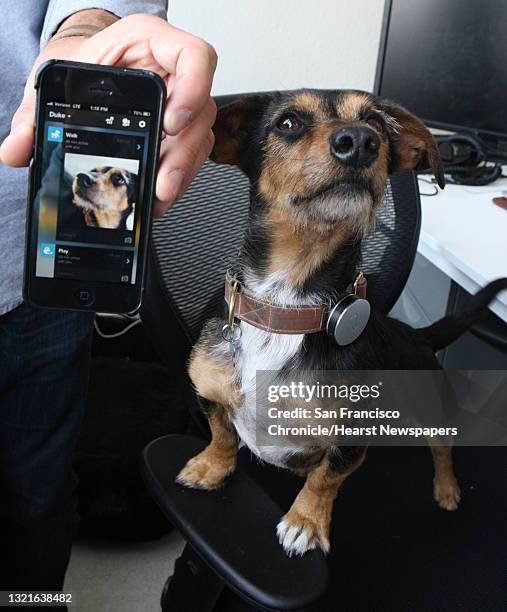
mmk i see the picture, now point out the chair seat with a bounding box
[141,434,328,612]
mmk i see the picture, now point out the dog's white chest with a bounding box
[230,322,304,465]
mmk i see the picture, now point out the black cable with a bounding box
[417,176,439,196]
[444,162,503,186]
[432,134,504,186]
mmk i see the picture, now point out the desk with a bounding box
[418,170,507,323]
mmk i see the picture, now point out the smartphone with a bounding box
[24,60,165,314]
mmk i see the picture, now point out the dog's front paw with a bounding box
[276,510,330,557]
[434,477,461,511]
[176,451,235,491]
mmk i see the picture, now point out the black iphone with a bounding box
[24,60,166,314]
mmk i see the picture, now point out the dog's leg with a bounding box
[177,328,242,490]
[277,446,366,556]
[176,403,239,490]
[430,442,461,510]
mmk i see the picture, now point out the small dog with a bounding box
[72,166,136,230]
[176,89,507,557]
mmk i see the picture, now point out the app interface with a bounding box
[34,102,152,284]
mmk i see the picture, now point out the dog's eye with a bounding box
[275,113,302,133]
[111,173,126,186]
[365,114,384,133]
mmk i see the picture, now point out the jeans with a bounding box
[0,303,94,590]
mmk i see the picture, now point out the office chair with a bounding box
[138,92,426,612]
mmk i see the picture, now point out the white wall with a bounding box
[168,0,386,95]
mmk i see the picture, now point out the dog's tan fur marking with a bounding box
[430,444,461,511]
[277,451,366,555]
[258,130,313,207]
[188,342,242,413]
[370,135,390,196]
[337,92,369,121]
[176,404,239,490]
[82,208,124,229]
[289,91,326,117]
[266,208,351,286]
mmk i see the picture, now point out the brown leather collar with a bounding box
[224,271,367,335]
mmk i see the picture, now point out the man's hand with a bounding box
[0,12,217,217]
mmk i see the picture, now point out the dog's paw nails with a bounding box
[175,462,200,489]
[175,454,234,491]
[434,479,461,511]
[276,514,330,557]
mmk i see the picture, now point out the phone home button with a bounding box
[75,286,95,307]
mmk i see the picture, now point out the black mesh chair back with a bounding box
[151,161,250,343]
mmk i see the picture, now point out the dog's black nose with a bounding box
[77,173,95,189]
[330,127,380,167]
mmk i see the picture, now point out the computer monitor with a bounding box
[375,0,507,160]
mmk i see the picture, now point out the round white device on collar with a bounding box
[326,294,371,346]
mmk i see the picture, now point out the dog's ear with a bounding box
[211,95,270,167]
[380,101,445,189]
[126,171,137,203]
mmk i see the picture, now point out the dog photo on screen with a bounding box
[63,153,138,231]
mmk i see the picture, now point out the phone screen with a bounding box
[34,101,152,285]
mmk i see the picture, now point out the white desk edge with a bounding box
[417,171,507,324]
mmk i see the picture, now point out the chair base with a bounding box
[162,544,224,612]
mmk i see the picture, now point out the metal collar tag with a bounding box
[326,294,370,346]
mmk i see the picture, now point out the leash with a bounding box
[223,270,370,352]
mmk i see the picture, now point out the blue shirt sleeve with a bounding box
[41,0,168,48]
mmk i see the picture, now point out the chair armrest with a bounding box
[141,434,328,611]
